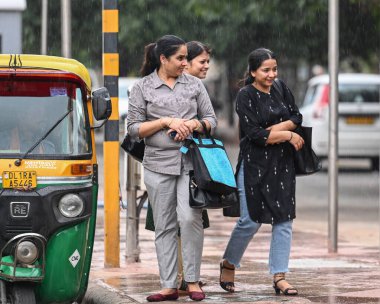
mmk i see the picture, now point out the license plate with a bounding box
[2,171,37,189]
[345,116,375,125]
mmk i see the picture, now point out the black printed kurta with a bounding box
[236,80,302,224]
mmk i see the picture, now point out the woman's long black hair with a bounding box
[140,35,186,77]
[243,48,277,85]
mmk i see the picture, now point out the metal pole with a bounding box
[328,0,339,253]
[102,0,120,268]
[124,119,141,262]
[61,0,71,58]
[41,0,48,55]
[126,155,140,262]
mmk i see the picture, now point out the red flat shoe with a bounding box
[146,290,179,302]
[188,290,205,301]
[187,286,205,301]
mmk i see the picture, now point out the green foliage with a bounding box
[22,0,379,77]
[23,0,102,67]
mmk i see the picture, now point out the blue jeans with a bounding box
[223,161,293,274]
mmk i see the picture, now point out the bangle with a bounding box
[288,131,293,141]
[167,118,174,128]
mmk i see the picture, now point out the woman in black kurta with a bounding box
[238,79,302,224]
[219,48,304,296]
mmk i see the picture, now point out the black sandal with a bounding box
[273,273,298,296]
[179,279,206,291]
[179,279,187,291]
[219,260,235,293]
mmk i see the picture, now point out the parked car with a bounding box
[300,73,380,170]
[119,77,140,120]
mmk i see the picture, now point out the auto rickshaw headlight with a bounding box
[16,241,38,264]
[58,194,84,218]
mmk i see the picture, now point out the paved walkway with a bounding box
[83,207,380,304]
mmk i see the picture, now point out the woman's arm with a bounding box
[139,117,191,139]
[266,129,304,151]
[265,80,304,150]
[236,89,270,147]
[127,81,192,140]
[195,80,217,132]
[266,120,297,132]
[167,118,211,141]
[237,87,304,151]
[126,84,146,139]
[168,80,216,141]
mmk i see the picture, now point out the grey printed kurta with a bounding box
[127,70,217,175]
[236,79,302,224]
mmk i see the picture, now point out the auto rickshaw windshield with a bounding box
[0,79,91,158]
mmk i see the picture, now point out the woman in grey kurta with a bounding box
[219,48,304,296]
[127,35,216,302]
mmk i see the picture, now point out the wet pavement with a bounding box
[83,207,380,304]
[87,123,380,303]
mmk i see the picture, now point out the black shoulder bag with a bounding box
[121,134,145,163]
[272,79,321,175]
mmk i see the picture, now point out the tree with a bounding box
[23,0,102,68]
[23,0,379,107]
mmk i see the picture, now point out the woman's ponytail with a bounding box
[140,35,186,77]
[243,70,255,86]
[140,43,159,76]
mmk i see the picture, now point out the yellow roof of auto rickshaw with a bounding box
[0,54,92,89]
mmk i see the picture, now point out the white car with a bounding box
[300,73,380,170]
[118,77,140,120]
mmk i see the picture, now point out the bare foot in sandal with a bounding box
[273,273,298,296]
[219,259,235,292]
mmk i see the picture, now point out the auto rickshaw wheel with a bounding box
[9,283,36,304]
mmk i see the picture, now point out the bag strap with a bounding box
[199,120,210,137]
[182,120,217,151]
[198,120,216,145]
[272,78,284,98]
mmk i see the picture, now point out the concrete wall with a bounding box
[0,12,23,53]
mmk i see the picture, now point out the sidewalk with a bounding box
[83,207,380,304]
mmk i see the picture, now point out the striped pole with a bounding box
[102,0,119,268]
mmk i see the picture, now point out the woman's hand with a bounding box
[266,120,296,132]
[165,118,192,141]
[288,131,304,151]
[166,119,202,141]
[184,119,201,132]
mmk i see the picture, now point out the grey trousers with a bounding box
[144,168,204,289]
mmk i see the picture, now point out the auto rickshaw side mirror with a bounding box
[92,87,112,121]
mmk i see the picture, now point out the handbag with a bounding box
[186,121,237,195]
[121,133,145,163]
[189,171,238,209]
[293,126,322,175]
[222,200,240,217]
[272,79,321,176]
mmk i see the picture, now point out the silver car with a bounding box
[300,73,380,170]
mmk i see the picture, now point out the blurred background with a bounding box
[2,0,379,126]
[2,0,380,261]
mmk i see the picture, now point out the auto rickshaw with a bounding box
[0,54,111,303]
